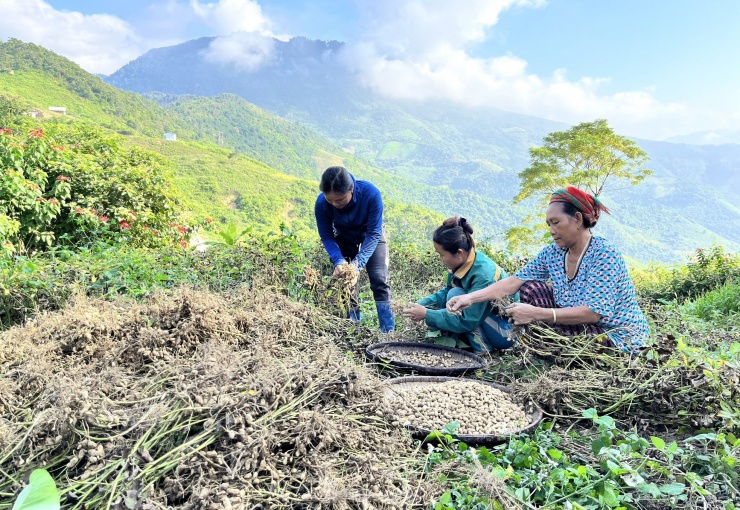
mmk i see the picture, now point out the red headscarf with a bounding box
[550,186,611,226]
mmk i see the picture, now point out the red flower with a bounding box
[91,209,98,215]
[180,239,188,249]
[119,221,131,230]
[29,129,44,138]
[57,175,70,182]
[74,207,83,214]
[177,226,187,233]
[36,197,47,202]
[99,215,109,222]
[52,145,65,151]
[152,230,159,236]
[48,198,59,205]
[0,128,11,135]
[205,217,213,223]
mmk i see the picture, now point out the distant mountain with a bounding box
[105,35,740,262]
[666,129,740,146]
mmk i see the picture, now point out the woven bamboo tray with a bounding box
[365,341,486,376]
[384,376,543,445]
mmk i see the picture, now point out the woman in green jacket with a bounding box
[402,216,515,353]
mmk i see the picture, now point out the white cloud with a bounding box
[0,0,143,74]
[190,0,281,71]
[344,0,728,139]
[201,31,275,70]
[0,0,280,74]
[190,0,272,36]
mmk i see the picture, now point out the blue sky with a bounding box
[2,0,739,140]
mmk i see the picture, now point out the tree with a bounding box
[0,93,28,126]
[506,119,651,254]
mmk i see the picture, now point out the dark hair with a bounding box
[433,215,474,254]
[558,201,596,229]
[319,166,353,194]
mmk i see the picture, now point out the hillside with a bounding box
[160,93,522,239]
[0,39,443,243]
[128,136,443,242]
[0,38,190,138]
[107,35,740,262]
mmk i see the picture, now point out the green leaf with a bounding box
[650,436,666,450]
[582,408,598,419]
[432,336,457,348]
[12,469,60,510]
[547,448,563,460]
[439,492,452,504]
[636,482,662,498]
[600,485,619,506]
[659,482,686,496]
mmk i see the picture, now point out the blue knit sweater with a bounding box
[314,174,384,269]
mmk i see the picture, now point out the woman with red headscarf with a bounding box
[447,186,649,352]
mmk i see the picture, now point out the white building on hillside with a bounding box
[164,132,177,141]
[48,106,66,115]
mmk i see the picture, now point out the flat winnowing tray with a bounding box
[365,341,487,376]
[384,376,543,445]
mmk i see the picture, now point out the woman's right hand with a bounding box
[447,294,472,315]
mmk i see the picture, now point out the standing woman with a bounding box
[447,186,649,352]
[314,166,395,332]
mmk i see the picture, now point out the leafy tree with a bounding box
[506,119,651,253]
[0,93,28,126]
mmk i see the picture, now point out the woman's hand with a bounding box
[503,302,541,325]
[402,304,427,322]
[333,262,358,278]
[446,294,472,315]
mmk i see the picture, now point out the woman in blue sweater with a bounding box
[314,166,395,332]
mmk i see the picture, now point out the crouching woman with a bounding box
[402,216,514,353]
[447,187,649,352]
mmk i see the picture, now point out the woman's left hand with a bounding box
[402,304,427,322]
[503,302,540,325]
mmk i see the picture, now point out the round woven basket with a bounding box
[365,341,487,376]
[384,376,543,445]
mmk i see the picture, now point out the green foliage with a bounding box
[0,242,255,327]
[506,119,652,254]
[0,124,186,253]
[428,414,740,510]
[634,246,740,303]
[12,469,60,510]
[684,282,740,321]
[0,39,191,138]
[0,93,28,126]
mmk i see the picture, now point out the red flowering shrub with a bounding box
[0,124,187,254]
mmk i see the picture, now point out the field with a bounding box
[2,235,739,509]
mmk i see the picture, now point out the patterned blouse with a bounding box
[515,236,649,351]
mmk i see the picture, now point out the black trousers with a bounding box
[335,229,391,306]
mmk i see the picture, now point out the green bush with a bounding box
[634,246,740,303]
[0,123,188,254]
[683,282,740,321]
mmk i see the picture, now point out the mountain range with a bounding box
[105,35,740,263]
[3,36,738,263]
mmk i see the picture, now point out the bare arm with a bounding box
[447,276,525,313]
[505,303,601,325]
